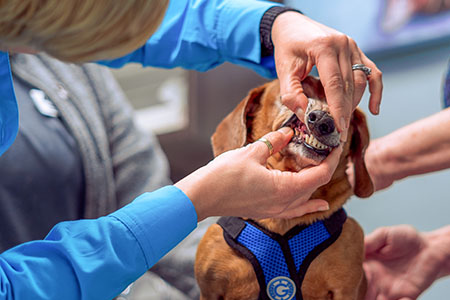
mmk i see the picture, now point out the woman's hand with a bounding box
[175,127,343,221]
[271,12,383,141]
[364,225,450,300]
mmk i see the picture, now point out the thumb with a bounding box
[364,227,389,257]
[280,92,309,118]
[282,199,330,219]
[248,127,293,164]
[278,70,309,114]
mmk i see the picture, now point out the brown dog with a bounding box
[195,76,374,300]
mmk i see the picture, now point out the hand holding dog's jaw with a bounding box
[271,11,383,140]
[174,128,345,222]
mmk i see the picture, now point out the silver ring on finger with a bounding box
[351,63,372,76]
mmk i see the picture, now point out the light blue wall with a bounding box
[286,1,450,297]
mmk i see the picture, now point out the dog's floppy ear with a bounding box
[211,84,267,157]
[350,109,374,198]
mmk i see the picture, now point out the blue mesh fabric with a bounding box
[237,223,291,285]
[236,220,333,300]
[288,221,330,272]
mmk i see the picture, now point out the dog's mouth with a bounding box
[281,114,335,156]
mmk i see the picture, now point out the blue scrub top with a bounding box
[0,52,18,157]
[0,0,280,159]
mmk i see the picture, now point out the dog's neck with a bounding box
[254,157,353,235]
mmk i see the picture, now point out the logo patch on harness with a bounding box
[267,276,296,300]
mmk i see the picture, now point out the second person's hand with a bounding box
[363,225,450,300]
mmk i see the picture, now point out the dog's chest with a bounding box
[217,209,346,300]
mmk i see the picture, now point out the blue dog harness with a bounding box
[218,209,347,300]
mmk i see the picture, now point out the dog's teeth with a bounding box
[305,134,328,150]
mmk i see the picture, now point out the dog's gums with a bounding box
[281,113,335,156]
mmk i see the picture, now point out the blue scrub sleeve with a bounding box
[0,52,18,157]
[0,186,197,300]
[100,0,281,78]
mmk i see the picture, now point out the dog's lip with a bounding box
[281,114,332,155]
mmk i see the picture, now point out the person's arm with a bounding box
[0,187,197,300]
[364,108,450,191]
[100,0,281,78]
[0,125,344,299]
[363,225,450,300]
[101,0,382,142]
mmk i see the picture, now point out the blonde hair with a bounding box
[0,0,168,62]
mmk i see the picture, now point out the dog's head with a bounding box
[212,77,373,217]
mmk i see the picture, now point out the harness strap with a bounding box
[218,209,347,300]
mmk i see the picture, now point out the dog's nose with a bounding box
[307,110,335,136]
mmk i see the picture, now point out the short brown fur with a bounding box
[195,77,373,300]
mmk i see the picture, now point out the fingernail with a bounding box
[318,204,329,211]
[340,129,348,143]
[278,127,292,134]
[376,103,380,115]
[339,117,348,131]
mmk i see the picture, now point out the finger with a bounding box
[345,160,355,189]
[278,145,342,198]
[360,52,383,115]
[297,144,343,187]
[365,227,389,257]
[350,48,368,110]
[337,40,355,143]
[363,264,379,300]
[280,92,309,120]
[316,51,352,135]
[277,55,311,114]
[277,199,329,219]
[249,127,294,163]
[274,144,342,203]
[338,38,354,106]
